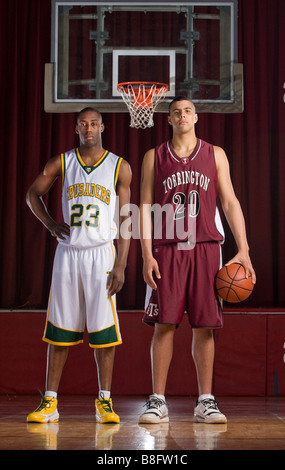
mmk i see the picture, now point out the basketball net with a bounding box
[117,82,169,129]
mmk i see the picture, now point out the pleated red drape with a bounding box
[0,0,284,310]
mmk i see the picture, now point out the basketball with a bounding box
[215,263,254,303]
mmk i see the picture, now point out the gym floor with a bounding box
[1,395,285,451]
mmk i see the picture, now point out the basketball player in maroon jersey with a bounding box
[139,96,256,424]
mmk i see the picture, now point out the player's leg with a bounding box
[192,329,226,423]
[26,344,68,424]
[192,328,214,396]
[94,346,120,423]
[27,245,84,423]
[151,323,176,396]
[190,243,226,423]
[94,345,115,392]
[46,344,69,392]
[140,245,187,424]
[84,244,121,423]
[139,323,175,424]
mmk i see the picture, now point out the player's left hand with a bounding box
[106,267,125,296]
[225,252,256,284]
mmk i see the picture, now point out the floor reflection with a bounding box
[2,396,285,450]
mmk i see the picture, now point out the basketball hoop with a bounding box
[117,81,169,129]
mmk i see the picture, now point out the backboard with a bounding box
[45,0,243,113]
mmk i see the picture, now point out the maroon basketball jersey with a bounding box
[152,139,224,245]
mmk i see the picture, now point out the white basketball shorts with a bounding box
[43,242,122,348]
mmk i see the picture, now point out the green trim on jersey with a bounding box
[114,157,122,189]
[61,153,66,187]
[75,148,109,174]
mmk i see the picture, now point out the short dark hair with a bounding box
[168,96,195,113]
[77,107,103,122]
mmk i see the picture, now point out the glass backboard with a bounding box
[45,0,243,113]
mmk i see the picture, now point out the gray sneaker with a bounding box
[194,398,227,424]
[139,395,169,424]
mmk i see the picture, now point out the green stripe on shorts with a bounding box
[88,324,119,346]
[44,321,84,345]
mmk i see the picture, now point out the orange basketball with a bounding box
[215,263,254,303]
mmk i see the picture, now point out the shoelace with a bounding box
[200,398,219,410]
[97,394,113,413]
[145,396,166,409]
[35,390,54,411]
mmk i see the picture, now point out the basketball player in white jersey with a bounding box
[26,108,132,424]
[139,96,256,424]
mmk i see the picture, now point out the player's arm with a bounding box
[139,149,161,289]
[107,159,132,297]
[26,155,70,240]
[214,146,256,283]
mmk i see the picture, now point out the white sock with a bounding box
[45,390,57,399]
[152,393,166,401]
[198,393,214,402]
[99,390,110,399]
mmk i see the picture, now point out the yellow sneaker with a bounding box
[27,392,59,423]
[95,396,120,424]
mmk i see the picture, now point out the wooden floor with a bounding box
[1,395,285,451]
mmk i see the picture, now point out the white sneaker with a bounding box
[194,398,227,424]
[139,395,169,424]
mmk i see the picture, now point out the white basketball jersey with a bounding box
[59,148,122,247]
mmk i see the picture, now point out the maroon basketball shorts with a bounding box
[144,242,223,328]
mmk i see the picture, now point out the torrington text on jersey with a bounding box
[163,170,210,194]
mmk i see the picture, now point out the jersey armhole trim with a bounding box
[114,157,123,189]
[61,153,65,188]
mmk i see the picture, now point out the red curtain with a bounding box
[0,0,284,310]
